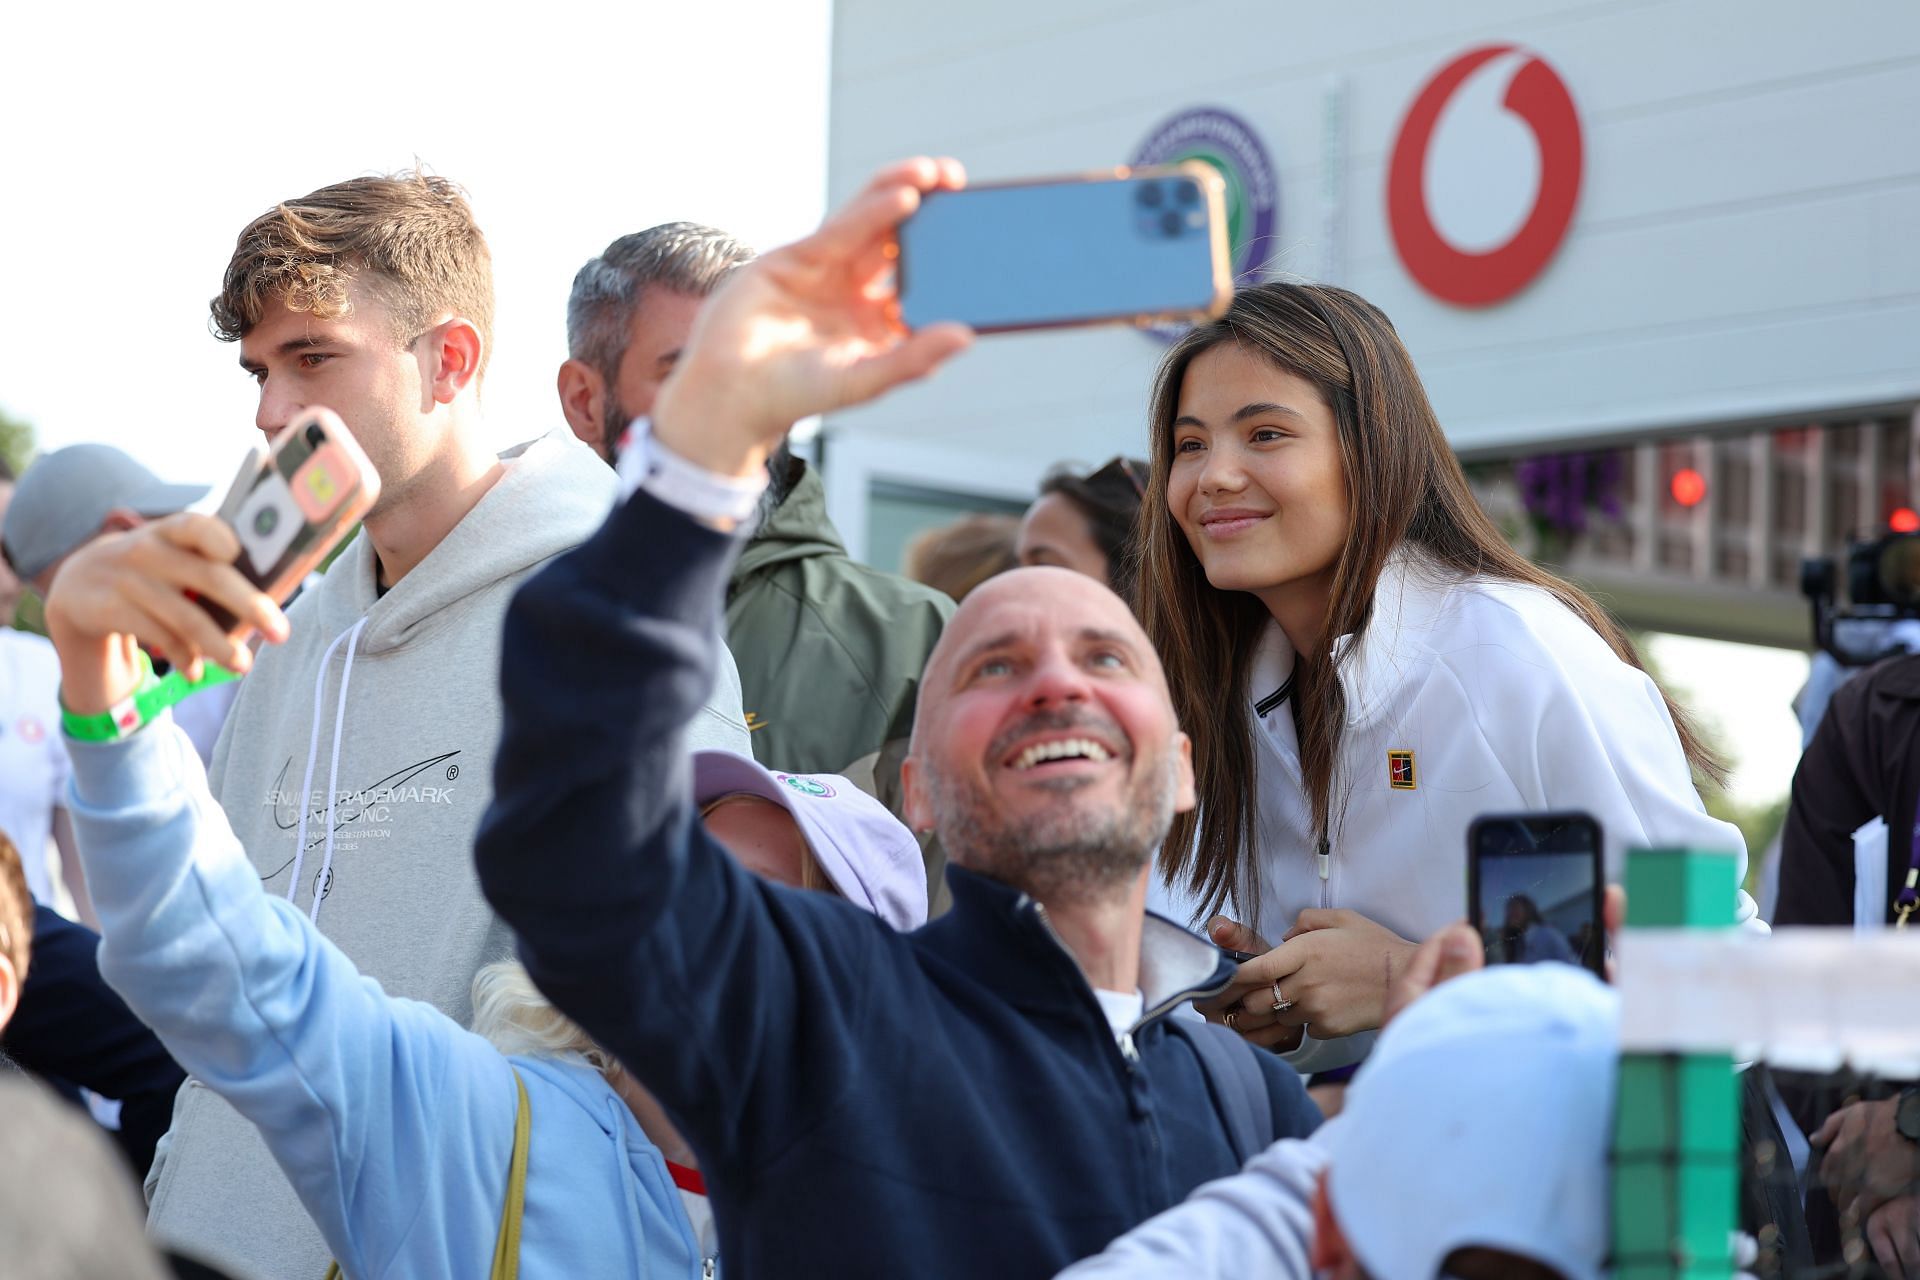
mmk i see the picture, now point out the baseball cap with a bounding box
[2,445,208,581]
[691,750,928,931]
[1323,964,1618,1280]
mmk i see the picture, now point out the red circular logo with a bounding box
[16,715,46,745]
[1387,45,1583,307]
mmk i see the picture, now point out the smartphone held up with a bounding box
[201,407,378,637]
[1467,811,1607,979]
[895,163,1232,335]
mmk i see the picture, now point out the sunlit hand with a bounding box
[651,156,975,481]
[44,514,288,717]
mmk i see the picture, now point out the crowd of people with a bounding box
[0,153,1912,1279]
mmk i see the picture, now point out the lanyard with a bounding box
[1896,816,1920,928]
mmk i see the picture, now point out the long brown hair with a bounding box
[1136,283,1723,920]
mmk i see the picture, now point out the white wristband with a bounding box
[614,416,768,528]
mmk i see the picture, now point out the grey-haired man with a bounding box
[556,224,956,909]
[558,222,757,463]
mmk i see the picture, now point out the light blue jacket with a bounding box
[67,719,710,1280]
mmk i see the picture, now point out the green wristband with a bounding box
[61,651,241,742]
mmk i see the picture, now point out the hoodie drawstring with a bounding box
[288,617,368,920]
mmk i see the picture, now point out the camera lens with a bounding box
[1879,535,1920,608]
[1160,209,1185,238]
[1135,181,1164,209]
[306,422,326,449]
[1174,180,1200,206]
[253,505,280,537]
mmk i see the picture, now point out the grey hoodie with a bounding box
[141,428,750,1279]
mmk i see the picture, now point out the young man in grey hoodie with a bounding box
[141,170,752,1279]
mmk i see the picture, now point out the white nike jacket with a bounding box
[1157,551,1760,1072]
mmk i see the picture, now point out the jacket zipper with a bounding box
[1031,902,1141,1064]
[1316,835,1332,910]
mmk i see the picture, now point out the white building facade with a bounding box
[823,0,1920,643]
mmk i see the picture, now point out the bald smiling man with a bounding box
[475,157,1319,1280]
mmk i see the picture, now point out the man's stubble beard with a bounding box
[928,750,1180,907]
[600,386,634,466]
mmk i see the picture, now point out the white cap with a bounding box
[1324,964,1618,1280]
[691,751,928,931]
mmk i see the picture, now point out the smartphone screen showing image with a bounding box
[1467,812,1605,978]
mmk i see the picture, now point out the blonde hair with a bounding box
[210,170,495,376]
[469,960,617,1074]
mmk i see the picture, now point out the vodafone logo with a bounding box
[1387,45,1583,307]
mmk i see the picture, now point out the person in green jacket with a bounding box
[558,221,956,905]
[726,443,953,779]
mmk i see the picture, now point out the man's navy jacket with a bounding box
[475,488,1320,1278]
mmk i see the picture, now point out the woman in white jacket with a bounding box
[1136,282,1757,1072]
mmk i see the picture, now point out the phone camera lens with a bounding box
[305,423,326,448]
[253,506,280,537]
[1174,180,1200,207]
[1159,209,1185,238]
[1135,181,1164,209]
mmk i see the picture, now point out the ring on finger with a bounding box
[1271,979,1294,1014]
[1224,1010,1240,1032]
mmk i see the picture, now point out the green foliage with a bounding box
[1,406,43,634]
[13,592,47,637]
[1637,632,1790,890]
[0,404,34,478]
[1704,792,1789,894]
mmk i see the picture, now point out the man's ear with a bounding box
[422,317,485,405]
[557,359,609,455]
[1171,729,1196,813]
[99,507,144,535]
[0,953,18,1035]
[899,755,935,837]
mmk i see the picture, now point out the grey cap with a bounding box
[1,445,209,580]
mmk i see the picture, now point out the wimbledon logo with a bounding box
[1130,106,1279,337]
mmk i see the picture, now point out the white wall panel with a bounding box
[825,0,1920,507]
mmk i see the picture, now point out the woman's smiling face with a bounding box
[1167,342,1351,630]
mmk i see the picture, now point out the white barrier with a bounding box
[1616,928,1920,1076]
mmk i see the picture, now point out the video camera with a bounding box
[1801,531,1920,666]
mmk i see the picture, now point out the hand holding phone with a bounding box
[42,514,290,717]
[649,157,973,484]
[201,407,379,636]
[1467,811,1606,978]
[896,163,1232,334]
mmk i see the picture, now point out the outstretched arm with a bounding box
[475,157,975,1153]
[45,510,514,1279]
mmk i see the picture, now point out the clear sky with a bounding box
[0,0,831,472]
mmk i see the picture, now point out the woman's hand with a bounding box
[44,514,289,716]
[1381,922,1483,1027]
[651,157,975,484]
[1194,916,1303,1050]
[1214,909,1418,1043]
